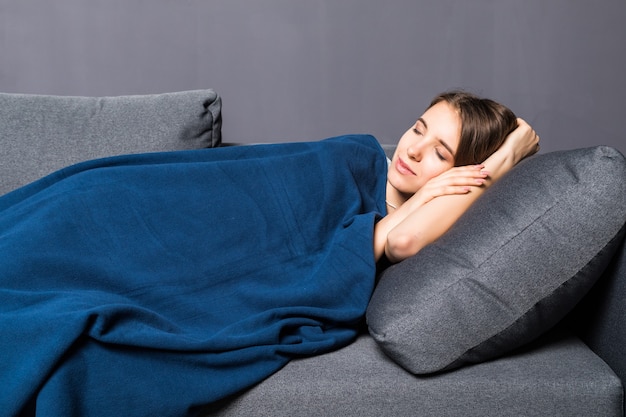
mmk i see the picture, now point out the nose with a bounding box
[407,143,422,162]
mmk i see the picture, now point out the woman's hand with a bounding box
[500,118,540,165]
[406,165,490,209]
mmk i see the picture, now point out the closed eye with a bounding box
[417,117,455,159]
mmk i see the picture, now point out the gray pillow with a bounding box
[0,89,221,194]
[367,146,626,374]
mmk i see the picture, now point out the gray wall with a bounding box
[1,0,625,154]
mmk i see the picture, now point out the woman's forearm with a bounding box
[402,148,515,254]
[380,188,485,263]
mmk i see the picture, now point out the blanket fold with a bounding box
[0,134,386,417]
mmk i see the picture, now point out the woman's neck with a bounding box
[385,181,408,212]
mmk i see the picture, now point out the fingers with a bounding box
[436,165,489,184]
[512,118,541,160]
[517,117,530,128]
[426,165,490,196]
[416,166,489,205]
[519,118,539,144]
[528,125,540,155]
[535,131,540,152]
[442,184,480,195]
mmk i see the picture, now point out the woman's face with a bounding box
[387,101,461,200]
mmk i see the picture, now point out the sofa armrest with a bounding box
[570,225,626,384]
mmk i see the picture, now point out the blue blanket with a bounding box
[0,135,387,416]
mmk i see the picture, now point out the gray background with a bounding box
[1,0,625,154]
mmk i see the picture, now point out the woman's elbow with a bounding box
[385,231,425,263]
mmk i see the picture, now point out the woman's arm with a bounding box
[374,118,539,263]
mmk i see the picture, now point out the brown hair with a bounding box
[428,91,518,166]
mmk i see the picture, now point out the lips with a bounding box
[396,157,416,176]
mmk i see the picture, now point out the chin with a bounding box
[389,177,418,197]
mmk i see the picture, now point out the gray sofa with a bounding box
[1,89,624,416]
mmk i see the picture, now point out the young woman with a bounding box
[0,90,538,416]
[376,91,539,263]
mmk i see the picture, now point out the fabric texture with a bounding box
[0,135,386,417]
[0,89,222,195]
[367,146,626,374]
[204,331,623,417]
[571,226,626,384]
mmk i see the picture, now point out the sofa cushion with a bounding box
[0,89,221,194]
[202,332,623,417]
[367,146,626,374]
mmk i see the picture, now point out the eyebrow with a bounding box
[418,117,456,157]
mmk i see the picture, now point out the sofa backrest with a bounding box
[0,89,221,195]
